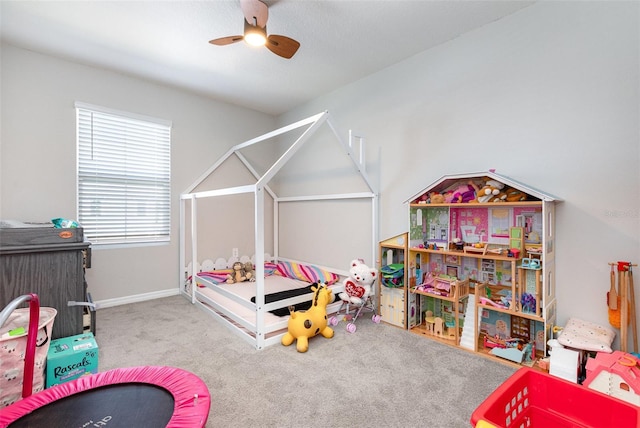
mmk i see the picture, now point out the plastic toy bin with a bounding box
[471,367,640,428]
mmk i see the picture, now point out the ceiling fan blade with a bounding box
[240,0,268,28]
[209,35,244,46]
[266,34,300,59]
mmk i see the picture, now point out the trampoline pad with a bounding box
[10,383,174,427]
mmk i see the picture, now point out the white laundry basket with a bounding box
[0,301,56,407]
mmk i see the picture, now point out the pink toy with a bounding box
[451,181,479,203]
[584,351,640,405]
[443,190,455,203]
[479,296,508,309]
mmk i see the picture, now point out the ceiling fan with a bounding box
[209,0,300,59]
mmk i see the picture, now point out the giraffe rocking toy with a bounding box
[281,283,334,352]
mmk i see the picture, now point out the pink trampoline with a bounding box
[0,295,210,428]
[0,365,211,427]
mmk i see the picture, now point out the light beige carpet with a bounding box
[96,295,516,427]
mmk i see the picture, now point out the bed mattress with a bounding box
[195,275,342,329]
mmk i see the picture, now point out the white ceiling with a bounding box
[0,1,534,115]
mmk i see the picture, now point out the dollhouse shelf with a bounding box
[410,247,519,262]
[411,201,543,209]
[476,301,544,323]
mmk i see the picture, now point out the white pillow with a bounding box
[557,317,615,353]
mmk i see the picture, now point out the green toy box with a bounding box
[46,332,98,388]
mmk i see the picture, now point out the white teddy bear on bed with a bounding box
[339,259,377,306]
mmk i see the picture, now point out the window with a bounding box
[76,102,171,245]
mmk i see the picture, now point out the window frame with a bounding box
[76,102,172,247]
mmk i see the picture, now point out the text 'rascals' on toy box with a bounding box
[46,332,98,388]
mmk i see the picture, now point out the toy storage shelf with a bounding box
[378,233,410,329]
[404,171,559,367]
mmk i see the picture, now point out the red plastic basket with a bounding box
[471,367,640,428]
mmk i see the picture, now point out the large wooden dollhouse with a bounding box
[378,170,560,366]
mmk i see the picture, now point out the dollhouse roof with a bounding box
[404,170,561,204]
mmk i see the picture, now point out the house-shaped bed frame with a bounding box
[179,111,379,349]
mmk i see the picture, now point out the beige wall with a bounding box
[0,44,276,304]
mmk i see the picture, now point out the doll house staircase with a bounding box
[460,293,478,351]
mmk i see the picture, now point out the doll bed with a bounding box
[187,258,345,348]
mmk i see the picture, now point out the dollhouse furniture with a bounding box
[400,170,560,366]
[424,310,435,333]
[411,274,470,344]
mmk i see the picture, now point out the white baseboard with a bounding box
[95,288,179,309]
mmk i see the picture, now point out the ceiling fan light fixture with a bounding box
[244,20,266,46]
[210,0,299,59]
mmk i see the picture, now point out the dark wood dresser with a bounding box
[0,225,90,339]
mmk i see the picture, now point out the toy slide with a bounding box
[479,297,507,309]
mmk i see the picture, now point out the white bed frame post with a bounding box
[372,192,379,268]
[254,184,266,349]
[179,195,185,296]
[348,130,379,265]
[190,194,198,305]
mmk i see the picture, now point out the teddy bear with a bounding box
[429,192,446,204]
[475,179,506,203]
[503,187,527,202]
[226,261,250,284]
[339,259,377,306]
[243,261,256,282]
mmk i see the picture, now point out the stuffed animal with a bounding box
[226,261,249,284]
[443,190,456,204]
[503,187,527,202]
[475,179,506,203]
[429,192,446,204]
[243,262,256,282]
[451,181,479,203]
[414,193,429,204]
[281,283,334,352]
[339,259,377,306]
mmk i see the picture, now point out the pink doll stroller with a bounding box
[330,276,381,333]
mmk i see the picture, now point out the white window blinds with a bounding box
[76,102,172,245]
